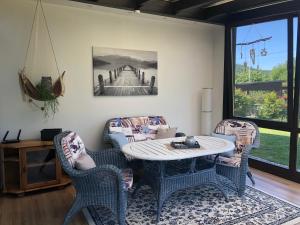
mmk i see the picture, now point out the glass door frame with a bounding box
[223,14,300,183]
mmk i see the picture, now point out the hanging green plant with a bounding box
[18,0,66,119]
[35,79,60,118]
[20,71,65,118]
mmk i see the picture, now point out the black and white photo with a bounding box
[93,47,158,96]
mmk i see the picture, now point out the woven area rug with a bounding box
[83,183,300,225]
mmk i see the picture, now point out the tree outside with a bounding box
[234,62,288,121]
[234,62,290,166]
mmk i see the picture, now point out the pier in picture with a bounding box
[93,47,158,96]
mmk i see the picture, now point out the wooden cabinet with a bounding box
[0,140,71,196]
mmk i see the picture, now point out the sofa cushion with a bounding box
[109,133,129,148]
[215,155,241,167]
[61,132,86,167]
[108,116,169,142]
[156,127,177,139]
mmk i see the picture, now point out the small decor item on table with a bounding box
[184,136,197,146]
[171,136,200,149]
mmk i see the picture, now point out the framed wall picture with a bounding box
[93,47,158,96]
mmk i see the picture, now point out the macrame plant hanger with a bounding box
[19,0,65,117]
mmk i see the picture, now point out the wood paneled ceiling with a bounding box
[69,0,300,24]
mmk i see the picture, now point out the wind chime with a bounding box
[19,0,65,118]
[237,25,272,72]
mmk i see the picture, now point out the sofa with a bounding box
[103,116,185,148]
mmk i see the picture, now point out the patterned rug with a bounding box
[84,182,300,225]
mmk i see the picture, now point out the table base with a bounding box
[132,159,228,223]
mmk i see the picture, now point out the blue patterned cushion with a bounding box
[109,133,128,148]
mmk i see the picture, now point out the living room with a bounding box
[1,0,300,225]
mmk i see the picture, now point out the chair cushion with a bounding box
[108,116,169,142]
[215,155,241,167]
[214,120,257,154]
[121,168,133,190]
[74,154,96,170]
[61,132,86,167]
[156,127,177,139]
[211,132,236,157]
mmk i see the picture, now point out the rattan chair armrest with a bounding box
[71,165,127,200]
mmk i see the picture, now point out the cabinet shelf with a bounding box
[27,160,56,168]
[4,157,19,162]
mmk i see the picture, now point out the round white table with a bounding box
[122,136,235,222]
[122,136,235,161]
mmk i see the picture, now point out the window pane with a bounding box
[297,135,300,172]
[294,17,300,172]
[294,17,300,128]
[251,128,290,167]
[233,20,288,122]
[294,17,297,79]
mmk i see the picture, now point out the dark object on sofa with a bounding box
[175,132,186,137]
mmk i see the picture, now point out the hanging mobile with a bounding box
[243,46,247,71]
[250,46,256,65]
[261,41,268,56]
[240,45,243,59]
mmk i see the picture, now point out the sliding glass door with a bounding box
[225,15,300,182]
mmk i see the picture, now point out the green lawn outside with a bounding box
[250,128,300,169]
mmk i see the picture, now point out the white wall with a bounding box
[0,0,225,149]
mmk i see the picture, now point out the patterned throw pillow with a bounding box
[61,132,86,167]
[109,116,170,142]
[156,127,177,139]
[215,120,257,154]
[109,133,129,148]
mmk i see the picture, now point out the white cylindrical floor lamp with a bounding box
[201,88,213,135]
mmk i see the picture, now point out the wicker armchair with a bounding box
[212,119,260,197]
[54,131,130,225]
